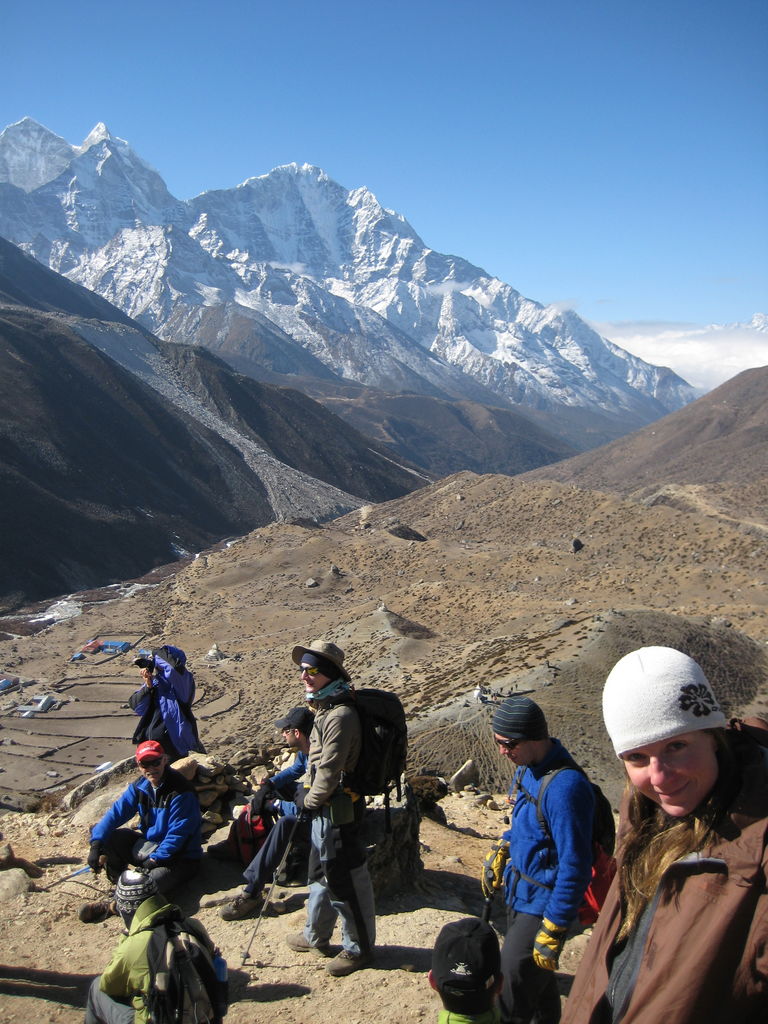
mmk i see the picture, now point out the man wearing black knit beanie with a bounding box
[481,696,595,1024]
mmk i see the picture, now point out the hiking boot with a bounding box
[325,949,374,976]
[285,931,331,956]
[219,891,263,921]
[78,899,117,924]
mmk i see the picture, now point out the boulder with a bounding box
[196,787,226,809]
[0,842,43,878]
[387,522,427,542]
[408,775,449,808]
[0,868,31,901]
[172,756,200,781]
[71,782,134,829]
[61,757,136,811]
[363,784,422,897]
[448,759,479,792]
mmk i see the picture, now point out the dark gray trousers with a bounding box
[499,909,561,1024]
[102,827,199,893]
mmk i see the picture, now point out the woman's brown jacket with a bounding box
[562,738,768,1024]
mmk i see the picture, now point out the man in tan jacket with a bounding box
[284,639,376,977]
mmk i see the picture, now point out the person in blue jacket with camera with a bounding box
[129,645,204,759]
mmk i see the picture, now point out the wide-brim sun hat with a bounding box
[291,639,350,681]
[603,646,726,756]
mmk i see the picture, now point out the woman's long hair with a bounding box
[617,728,738,941]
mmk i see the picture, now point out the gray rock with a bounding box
[363,783,422,897]
[0,868,32,901]
[71,781,132,828]
[62,757,137,812]
[449,759,480,792]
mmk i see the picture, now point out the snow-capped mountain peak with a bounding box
[0,117,75,192]
[78,122,120,152]
[0,119,697,427]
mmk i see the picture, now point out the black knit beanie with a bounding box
[115,868,158,920]
[492,696,548,740]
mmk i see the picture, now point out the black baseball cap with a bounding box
[274,706,314,736]
[431,918,501,1014]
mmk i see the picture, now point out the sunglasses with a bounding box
[138,756,164,768]
[496,737,521,751]
[299,664,321,676]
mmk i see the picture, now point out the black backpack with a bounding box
[144,912,228,1024]
[342,688,408,824]
[531,760,616,857]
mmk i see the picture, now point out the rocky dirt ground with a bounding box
[0,787,595,1024]
[0,470,766,1022]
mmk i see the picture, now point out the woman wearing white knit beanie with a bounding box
[563,646,768,1024]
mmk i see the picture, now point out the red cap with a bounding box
[135,740,165,763]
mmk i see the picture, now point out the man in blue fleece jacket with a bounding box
[486,697,594,1024]
[218,705,313,921]
[80,740,203,923]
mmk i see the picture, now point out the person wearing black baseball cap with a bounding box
[481,696,595,1024]
[219,706,314,921]
[429,917,503,1022]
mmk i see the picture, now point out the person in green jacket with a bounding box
[84,869,216,1024]
[429,917,503,1023]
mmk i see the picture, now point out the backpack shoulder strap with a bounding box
[145,921,174,1002]
[531,758,584,839]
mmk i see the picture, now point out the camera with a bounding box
[133,657,155,670]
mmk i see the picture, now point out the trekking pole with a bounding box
[481,894,494,923]
[40,865,92,891]
[240,814,304,967]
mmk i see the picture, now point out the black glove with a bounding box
[293,785,308,811]
[143,858,159,871]
[87,840,103,874]
[297,807,313,824]
[250,782,276,816]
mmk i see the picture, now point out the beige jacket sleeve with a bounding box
[304,704,361,812]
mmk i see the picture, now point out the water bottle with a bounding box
[212,952,228,1015]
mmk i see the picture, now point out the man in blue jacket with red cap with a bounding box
[79,739,203,923]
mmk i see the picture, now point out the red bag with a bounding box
[578,842,617,926]
[225,803,275,866]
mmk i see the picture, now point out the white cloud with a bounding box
[589,317,768,393]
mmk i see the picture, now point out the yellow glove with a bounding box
[533,917,567,971]
[481,840,509,898]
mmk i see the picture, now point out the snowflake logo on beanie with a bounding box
[678,683,720,718]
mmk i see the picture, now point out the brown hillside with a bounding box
[522,365,768,525]
[0,469,766,1023]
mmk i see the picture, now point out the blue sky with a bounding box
[2,0,767,389]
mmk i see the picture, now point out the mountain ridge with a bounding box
[0,117,695,439]
[0,234,428,611]
[522,363,768,527]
